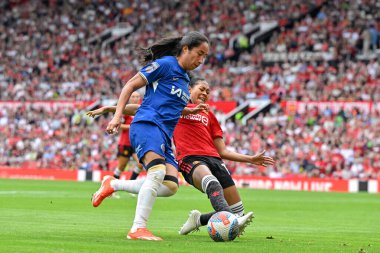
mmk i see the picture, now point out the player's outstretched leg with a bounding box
[128,167,141,197]
[179,210,202,235]
[237,211,254,236]
[92,176,115,207]
[93,174,179,206]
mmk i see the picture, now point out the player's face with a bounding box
[190,81,210,104]
[181,42,209,70]
[129,92,141,104]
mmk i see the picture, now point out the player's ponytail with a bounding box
[139,36,182,65]
[139,31,209,65]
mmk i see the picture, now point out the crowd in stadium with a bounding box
[1,102,379,179]
[224,106,380,179]
[1,0,379,179]
[1,0,323,101]
[0,105,117,171]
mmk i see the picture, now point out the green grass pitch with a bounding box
[0,179,379,253]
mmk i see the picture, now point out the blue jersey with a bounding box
[134,56,190,139]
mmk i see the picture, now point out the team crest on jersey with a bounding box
[145,62,160,73]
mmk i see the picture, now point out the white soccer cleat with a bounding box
[237,211,254,236]
[179,210,201,235]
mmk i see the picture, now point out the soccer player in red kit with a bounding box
[174,77,275,235]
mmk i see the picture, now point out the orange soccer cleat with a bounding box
[127,228,162,241]
[92,176,115,207]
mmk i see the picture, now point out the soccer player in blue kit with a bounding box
[92,31,210,240]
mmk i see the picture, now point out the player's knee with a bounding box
[201,175,220,193]
[162,175,179,196]
[146,158,166,183]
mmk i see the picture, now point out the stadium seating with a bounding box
[0,0,379,179]
[0,0,323,101]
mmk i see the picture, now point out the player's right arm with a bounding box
[86,104,140,118]
[106,74,146,134]
[119,123,131,130]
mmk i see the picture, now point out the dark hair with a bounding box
[189,76,207,88]
[139,31,209,65]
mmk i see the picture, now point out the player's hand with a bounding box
[86,108,106,118]
[249,150,275,167]
[190,103,209,114]
[106,116,121,135]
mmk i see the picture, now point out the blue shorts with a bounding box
[130,121,178,170]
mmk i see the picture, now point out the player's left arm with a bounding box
[213,138,275,167]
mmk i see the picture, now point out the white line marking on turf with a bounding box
[0,191,55,195]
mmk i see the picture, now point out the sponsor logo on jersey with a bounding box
[170,86,190,103]
[181,114,209,126]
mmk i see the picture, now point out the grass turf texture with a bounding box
[0,179,379,253]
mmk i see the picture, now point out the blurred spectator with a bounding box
[0,106,118,171]
[223,104,380,179]
[0,0,321,101]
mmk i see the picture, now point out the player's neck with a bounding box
[176,57,186,70]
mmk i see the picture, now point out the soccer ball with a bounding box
[207,211,239,242]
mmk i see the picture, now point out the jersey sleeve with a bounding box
[138,58,171,84]
[208,111,223,139]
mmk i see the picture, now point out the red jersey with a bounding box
[119,115,133,146]
[173,104,223,160]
